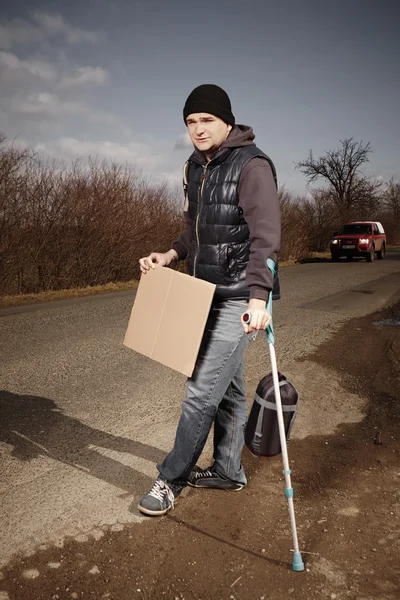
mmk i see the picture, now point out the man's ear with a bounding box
[227,124,233,134]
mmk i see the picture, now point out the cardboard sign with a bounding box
[124,266,215,376]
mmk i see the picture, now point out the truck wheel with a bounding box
[377,244,385,260]
[366,245,375,262]
[331,254,340,262]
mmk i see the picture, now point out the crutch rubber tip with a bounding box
[292,551,305,572]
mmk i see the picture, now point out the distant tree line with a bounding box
[0,133,399,296]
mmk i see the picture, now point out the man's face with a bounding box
[186,113,232,157]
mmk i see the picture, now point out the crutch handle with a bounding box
[266,258,276,345]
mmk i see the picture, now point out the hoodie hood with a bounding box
[221,124,256,149]
[192,124,256,163]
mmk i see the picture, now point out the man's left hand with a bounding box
[241,298,271,333]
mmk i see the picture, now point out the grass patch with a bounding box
[277,259,297,268]
[279,252,331,267]
[0,280,139,308]
[298,251,331,264]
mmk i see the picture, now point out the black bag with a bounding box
[244,372,299,457]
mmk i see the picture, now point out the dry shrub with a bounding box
[0,135,184,295]
[278,187,310,261]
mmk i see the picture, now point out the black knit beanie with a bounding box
[183,84,235,127]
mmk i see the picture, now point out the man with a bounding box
[137,84,280,516]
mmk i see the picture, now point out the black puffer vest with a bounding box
[186,145,279,301]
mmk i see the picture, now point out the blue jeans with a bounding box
[157,299,250,489]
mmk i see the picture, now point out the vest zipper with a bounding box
[193,161,209,277]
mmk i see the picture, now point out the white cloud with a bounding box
[174,131,192,150]
[0,12,105,50]
[0,51,57,81]
[6,91,118,131]
[0,12,113,138]
[8,133,189,194]
[34,137,165,172]
[32,12,106,45]
[29,137,186,188]
[0,10,186,192]
[10,92,86,117]
[59,66,110,89]
[158,169,185,188]
[0,19,39,49]
[0,51,110,93]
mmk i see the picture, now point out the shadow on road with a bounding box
[0,390,165,496]
[167,514,290,569]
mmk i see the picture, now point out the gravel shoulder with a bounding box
[1,301,399,600]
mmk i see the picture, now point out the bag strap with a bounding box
[183,160,189,211]
[266,258,276,344]
[255,391,297,412]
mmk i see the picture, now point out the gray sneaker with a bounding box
[188,466,244,491]
[138,477,176,516]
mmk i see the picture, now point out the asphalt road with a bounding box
[1,252,399,568]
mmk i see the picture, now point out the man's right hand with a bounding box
[139,250,178,274]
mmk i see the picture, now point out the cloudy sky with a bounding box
[0,0,399,193]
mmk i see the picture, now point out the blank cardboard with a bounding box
[123,266,215,376]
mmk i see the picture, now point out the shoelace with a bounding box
[148,480,175,508]
[194,468,215,479]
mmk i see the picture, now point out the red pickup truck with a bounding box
[330,221,386,262]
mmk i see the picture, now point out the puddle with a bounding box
[372,319,400,327]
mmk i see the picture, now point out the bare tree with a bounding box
[301,189,338,252]
[381,178,400,244]
[295,138,380,220]
[384,178,400,221]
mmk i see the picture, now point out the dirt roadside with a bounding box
[1,303,399,600]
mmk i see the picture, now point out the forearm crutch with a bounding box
[266,259,304,571]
